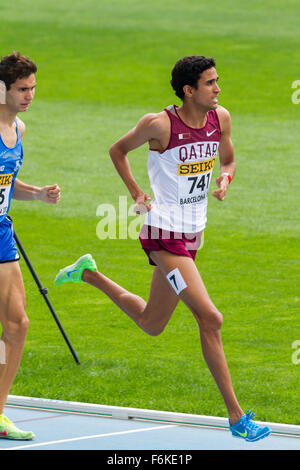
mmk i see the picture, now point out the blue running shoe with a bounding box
[229,411,271,442]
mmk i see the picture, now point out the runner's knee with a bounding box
[195,306,223,332]
[147,325,165,337]
[2,313,29,342]
[139,316,165,337]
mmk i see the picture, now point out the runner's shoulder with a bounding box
[138,111,169,130]
[216,105,231,132]
[16,117,26,138]
[137,111,169,139]
[216,105,230,120]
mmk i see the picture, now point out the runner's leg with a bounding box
[150,250,244,425]
[82,265,179,336]
[0,262,29,414]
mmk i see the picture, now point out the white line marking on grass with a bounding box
[0,423,178,450]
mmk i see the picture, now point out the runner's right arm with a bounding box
[109,113,167,212]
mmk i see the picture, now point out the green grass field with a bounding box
[1,0,299,425]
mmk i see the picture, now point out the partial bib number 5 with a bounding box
[0,173,13,216]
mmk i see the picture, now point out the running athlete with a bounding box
[0,52,60,440]
[55,56,271,442]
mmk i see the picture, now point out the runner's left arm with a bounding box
[12,179,61,204]
[212,107,236,201]
[12,119,61,204]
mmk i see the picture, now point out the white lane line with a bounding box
[0,423,178,450]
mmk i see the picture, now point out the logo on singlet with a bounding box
[0,173,13,186]
[206,129,217,137]
[178,157,216,175]
[178,133,191,140]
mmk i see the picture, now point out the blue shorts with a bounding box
[0,217,20,263]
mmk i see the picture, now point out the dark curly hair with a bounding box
[0,51,37,91]
[170,56,216,100]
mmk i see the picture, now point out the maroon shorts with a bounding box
[139,224,203,266]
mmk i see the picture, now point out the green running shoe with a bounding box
[0,415,35,440]
[54,254,97,286]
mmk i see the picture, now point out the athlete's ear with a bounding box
[182,84,194,98]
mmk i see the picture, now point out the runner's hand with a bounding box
[212,175,229,201]
[38,184,61,204]
[134,193,152,214]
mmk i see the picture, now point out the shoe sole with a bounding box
[246,429,272,442]
[232,429,272,442]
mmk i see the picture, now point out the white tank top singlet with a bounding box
[144,105,221,233]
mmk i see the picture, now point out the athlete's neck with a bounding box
[176,103,207,129]
[0,105,17,128]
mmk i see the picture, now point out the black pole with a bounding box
[13,230,81,365]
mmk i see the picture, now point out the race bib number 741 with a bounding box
[177,157,216,205]
[0,173,13,216]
